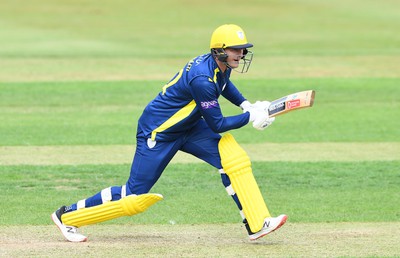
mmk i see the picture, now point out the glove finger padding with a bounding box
[241,100,275,129]
[253,100,271,111]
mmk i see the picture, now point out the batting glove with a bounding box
[253,100,271,111]
[240,100,255,122]
[253,114,275,130]
[240,100,253,112]
[251,100,275,130]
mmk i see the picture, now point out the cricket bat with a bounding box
[268,90,315,117]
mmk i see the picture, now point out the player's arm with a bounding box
[220,80,261,118]
[189,76,249,133]
[221,80,247,107]
[221,80,276,130]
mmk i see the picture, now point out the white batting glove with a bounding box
[253,100,271,111]
[251,100,275,130]
[253,114,275,130]
[241,100,275,129]
[246,106,265,122]
[240,100,253,112]
[240,100,255,122]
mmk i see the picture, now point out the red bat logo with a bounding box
[287,99,300,109]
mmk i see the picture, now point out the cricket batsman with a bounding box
[51,24,287,242]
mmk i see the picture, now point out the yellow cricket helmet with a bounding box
[210,24,253,49]
[210,24,254,73]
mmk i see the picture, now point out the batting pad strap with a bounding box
[101,187,112,203]
[225,185,235,196]
[77,199,86,210]
[218,133,270,233]
[61,193,163,228]
[121,185,127,198]
[240,210,246,220]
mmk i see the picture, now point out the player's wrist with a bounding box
[240,100,252,111]
[246,106,264,123]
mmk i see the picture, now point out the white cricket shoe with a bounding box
[247,214,287,241]
[51,206,87,242]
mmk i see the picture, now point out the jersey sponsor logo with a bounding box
[201,100,219,110]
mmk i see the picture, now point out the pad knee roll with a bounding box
[218,133,270,232]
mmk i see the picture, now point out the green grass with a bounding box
[1,161,399,225]
[1,0,399,58]
[1,78,399,145]
[0,0,399,229]
[1,1,399,256]
[0,0,399,82]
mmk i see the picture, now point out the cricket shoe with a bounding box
[51,206,88,242]
[246,214,287,241]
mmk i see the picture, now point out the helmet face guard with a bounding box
[211,48,253,73]
[238,49,253,73]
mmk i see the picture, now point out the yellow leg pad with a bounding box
[61,193,163,228]
[218,133,270,232]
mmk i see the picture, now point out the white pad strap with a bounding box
[220,168,245,219]
[121,185,127,198]
[225,185,236,196]
[220,169,237,196]
[240,210,246,220]
[77,199,86,210]
[101,187,112,203]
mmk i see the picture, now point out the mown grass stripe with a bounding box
[1,142,399,165]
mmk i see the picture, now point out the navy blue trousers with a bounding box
[127,119,222,194]
[65,120,242,215]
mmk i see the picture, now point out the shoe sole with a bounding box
[250,215,288,241]
[51,213,88,242]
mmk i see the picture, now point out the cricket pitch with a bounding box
[1,222,399,257]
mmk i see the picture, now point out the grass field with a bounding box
[1,0,399,257]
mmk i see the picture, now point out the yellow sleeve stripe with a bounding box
[212,67,219,83]
[151,100,197,140]
[207,68,219,83]
[162,69,183,95]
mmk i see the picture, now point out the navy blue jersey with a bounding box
[138,53,250,141]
